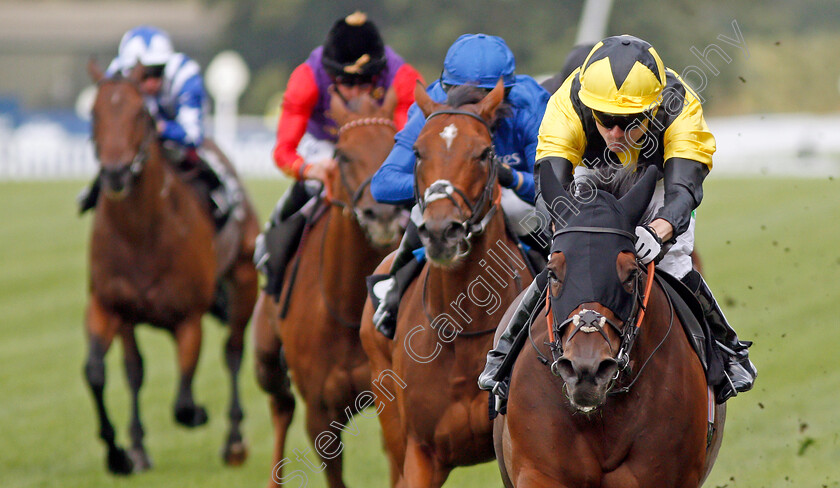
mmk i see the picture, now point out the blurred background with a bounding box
[1,1,839,487]
[2,0,840,178]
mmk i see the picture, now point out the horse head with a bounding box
[411,79,506,267]
[547,166,659,412]
[88,59,157,199]
[329,87,406,247]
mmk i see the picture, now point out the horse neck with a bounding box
[100,145,170,239]
[424,204,527,326]
[320,205,388,314]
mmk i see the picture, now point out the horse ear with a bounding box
[477,78,505,123]
[87,57,104,83]
[128,63,145,84]
[380,86,398,118]
[328,86,351,126]
[414,80,444,118]
[618,165,660,225]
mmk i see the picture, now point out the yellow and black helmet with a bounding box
[578,35,666,114]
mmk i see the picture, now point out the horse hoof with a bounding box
[175,405,209,427]
[106,446,134,475]
[222,440,248,466]
[128,447,153,472]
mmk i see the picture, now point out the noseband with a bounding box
[412,110,499,253]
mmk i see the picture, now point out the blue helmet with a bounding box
[441,34,516,89]
[117,25,174,68]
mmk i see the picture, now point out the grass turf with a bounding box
[0,176,837,487]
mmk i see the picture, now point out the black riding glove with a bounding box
[496,160,517,188]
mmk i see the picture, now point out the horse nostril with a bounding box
[552,358,576,381]
[595,358,618,383]
[361,208,376,221]
[444,221,465,241]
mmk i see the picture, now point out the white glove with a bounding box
[634,225,662,264]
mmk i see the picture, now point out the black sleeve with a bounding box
[535,157,573,226]
[654,157,709,237]
[535,156,573,204]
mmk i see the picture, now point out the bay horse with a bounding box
[493,166,725,487]
[83,61,260,474]
[253,88,406,488]
[359,80,534,488]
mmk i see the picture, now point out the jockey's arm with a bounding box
[652,87,715,242]
[534,156,573,222]
[273,64,320,180]
[651,158,709,243]
[161,75,205,147]
[390,63,425,130]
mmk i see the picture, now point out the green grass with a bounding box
[0,176,838,488]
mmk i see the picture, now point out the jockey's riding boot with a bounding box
[370,220,424,339]
[77,173,102,214]
[478,269,548,401]
[684,269,757,403]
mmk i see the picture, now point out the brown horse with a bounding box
[253,89,406,488]
[360,80,534,488]
[493,167,725,487]
[83,61,259,474]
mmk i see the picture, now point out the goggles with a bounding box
[333,73,378,87]
[142,65,165,80]
[592,110,651,131]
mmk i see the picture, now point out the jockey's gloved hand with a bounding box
[496,160,517,188]
[634,224,663,264]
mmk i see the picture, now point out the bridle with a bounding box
[412,109,499,257]
[536,226,668,395]
[330,117,396,222]
[93,78,156,184]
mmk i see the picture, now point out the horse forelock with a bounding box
[445,85,511,128]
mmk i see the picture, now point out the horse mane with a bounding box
[581,162,644,199]
[445,84,512,129]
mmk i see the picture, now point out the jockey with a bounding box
[478,35,756,404]
[255,12,423,297]
[368,33,550,338]
[80,25,237,226]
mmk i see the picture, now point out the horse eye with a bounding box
[413,149,422,164]
[548,270,563,297]
[623,269,638,291]
[335,152,350,164]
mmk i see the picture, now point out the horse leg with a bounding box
[173,315,208,427]
[403,438,450,488]
[83,297,133,475]
[220,262,258,466]
[253,291,296,487]
[305,403,348,488]
[120,326,152,471]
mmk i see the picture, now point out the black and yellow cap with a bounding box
[578,35,666,114]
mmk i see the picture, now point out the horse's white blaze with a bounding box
[439,123,458,150]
